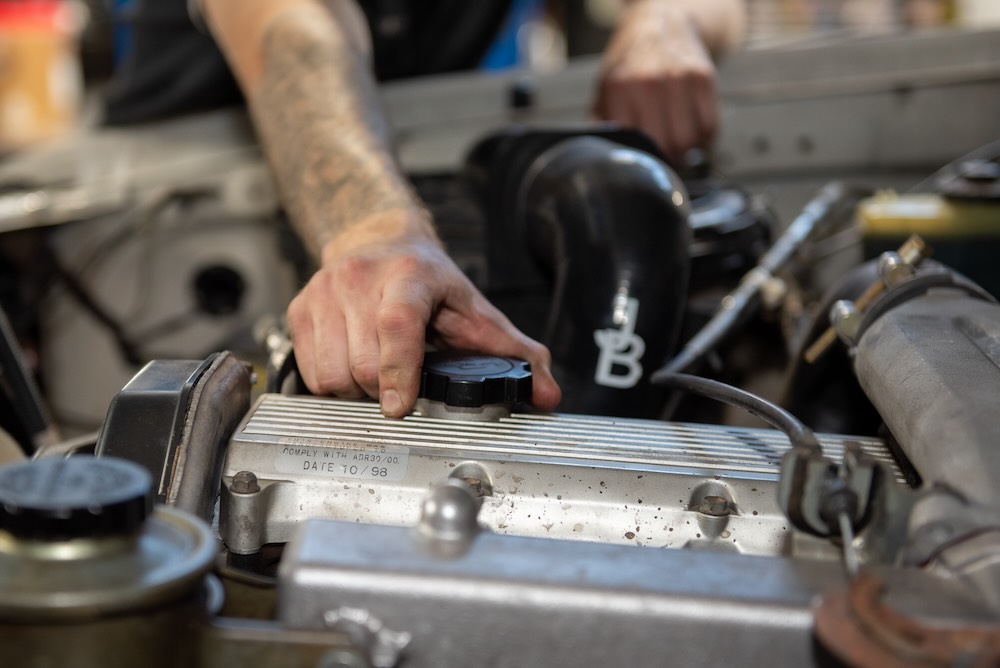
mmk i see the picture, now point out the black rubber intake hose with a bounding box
[517,136,691,417]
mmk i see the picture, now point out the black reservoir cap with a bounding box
[420,352,532,408]
[0,456,153,542]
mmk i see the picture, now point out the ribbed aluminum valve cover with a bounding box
[223,395,900,556]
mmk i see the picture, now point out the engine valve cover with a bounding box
[221,395,901,557]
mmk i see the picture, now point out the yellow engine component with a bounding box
[857,191,1000,298]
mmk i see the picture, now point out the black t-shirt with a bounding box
[104,0,510,125]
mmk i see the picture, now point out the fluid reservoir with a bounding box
[0,456,217,668]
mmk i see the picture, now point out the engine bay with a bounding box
[2,28,1000,668]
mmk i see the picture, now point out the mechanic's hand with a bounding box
[593,0,719,167]
[287,210,562,418]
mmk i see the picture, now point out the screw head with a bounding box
[230,471,260,494]
[698,495,730,517]
[460,477,484,497]
[877,251,915,288]
[830,300,861,344]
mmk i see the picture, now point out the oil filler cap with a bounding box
[420,352,532,408]
[0,456,153,542]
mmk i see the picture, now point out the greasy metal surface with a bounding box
[223,394,898,556]
[855,292,1000,506]
[278,519,995,668]
[928,530,1000,614]
[813,572,1000,668]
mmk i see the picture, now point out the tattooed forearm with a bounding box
[249,7,429,259]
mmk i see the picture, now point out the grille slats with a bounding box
[233,395,901,480]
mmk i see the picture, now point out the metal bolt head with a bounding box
[830,300,860,345]
[877,251,914,289]
[418,478,481,542]
[461,477,484,497]
[230,471,260,494]
[324,607,411,668]
[698,495,730,517]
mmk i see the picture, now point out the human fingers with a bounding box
[375,270,436,418]
[594,73,637,131]
[286,291,318,390]
[288,274,365,398]
[336,257,383,399]
[661,74,703,167]
[519,341,561,412]
[692,71,719,148]
[597,67,705,168]
[628,76,676,162]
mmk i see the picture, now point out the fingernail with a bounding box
[381,389,403,417]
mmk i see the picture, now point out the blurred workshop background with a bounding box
[2,0,1000,155]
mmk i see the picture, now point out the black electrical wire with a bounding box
[649,371,823,453]
[46,250,145,367]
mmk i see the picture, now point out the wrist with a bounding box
[623,1,699,35]
[319,207,441,266]
[622,0,744,57]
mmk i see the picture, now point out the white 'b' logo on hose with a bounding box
[593,297,645,389]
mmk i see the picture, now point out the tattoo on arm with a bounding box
[250,10,423,259]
